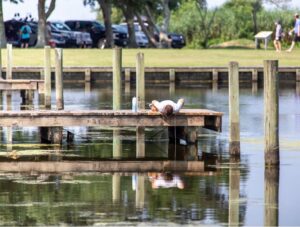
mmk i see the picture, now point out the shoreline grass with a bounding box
[2,48,300,67]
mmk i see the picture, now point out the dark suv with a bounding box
[65,20,128,48]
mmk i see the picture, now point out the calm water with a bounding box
[0,82,300,226]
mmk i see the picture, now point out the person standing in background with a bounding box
[273,20,282,52]
[287,13,300,52]
[20,23,32,48]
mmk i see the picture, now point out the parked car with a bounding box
[65,20,128,48]
[118,23,149,48]
[5,19,37,47]
[168,33,186,49]
[50,21,92,47]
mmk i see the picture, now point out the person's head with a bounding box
[162,105,173,117]
[295,13,299,19]
[275,20,281,25]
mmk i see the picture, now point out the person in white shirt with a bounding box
[149,98,184,117]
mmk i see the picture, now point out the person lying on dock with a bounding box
[149,98,184,117]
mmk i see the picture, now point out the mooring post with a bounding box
[55,48,64,110]
[6,44,12,80]
[228,160,240,227]
[229,62,240,156]
[44,46,51,108]
[112,173,121,204]
[296,69,300,82]
[0,46,2,79]
[169,68,175,82]
[85,68,91,82]
[252,68,258,82]
[136,52,145,110]
[125,68,131,82]
[135,174,145,209]
[112,48,123,158]
[136,126,145,158]
[113,47,122,110]
[136,52,145,158]
[264,167,279,226]
[264,60,279,166]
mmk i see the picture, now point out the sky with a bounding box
[2,0,299,21]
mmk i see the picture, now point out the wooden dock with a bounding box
[0,109,222,132]
[0,79,44,93]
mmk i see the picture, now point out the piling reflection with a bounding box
[228,159,240,227]
[264,167,279,227]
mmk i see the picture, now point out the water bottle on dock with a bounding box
[132,97,137,112]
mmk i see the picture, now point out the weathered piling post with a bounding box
[0,46,2,79]
[112,48,122,158]
[229,62,240,156]
[228,160,240,227]
[264,60,279,166]
[52,48,64,144]
[135,174,145,209]
[6,44,12,80]
[112,173,121,204]
[136,52,145,158]
[55,48,64,110]
[136,52,145,109]
[264,167,279,226]
[124,68,131,95]
[44,46,51,108]
[113,47,122,110]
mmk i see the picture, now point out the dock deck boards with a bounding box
[0,109,223,131]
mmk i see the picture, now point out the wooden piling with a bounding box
[85,68,91,82]
[229,62,240,156]
[135,174,145,209]
[136,126,145,158]
[212,69,218,82]
[113,48,122,110]
[0,46,2,79]
[44,46,51,108]
[264,60,279,166]
[112,173,121,203]
[136,52,145,110]
[252,69,258,81]
[125,68,131,82]
[6,44,12,80]
[264,167,279,226]
[55,48,64,110]
[169,68,175,82]
[296,69,300,82]
[113,129,122,158]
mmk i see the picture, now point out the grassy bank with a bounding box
[2,48,300,67]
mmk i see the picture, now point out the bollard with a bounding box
[55,48,64,110]
[229,62,240,156]
[6,44,12,80]
[113,48,122,110]
[264,60,279,166]
[136,52,145,110]
[44,46,51,108]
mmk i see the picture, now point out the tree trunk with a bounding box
[98,0,113,48]
[119,4,137,48]
[36,0,47,48]
[162,0,170,33]
[252,10,258,35]
[135,13,158,48]
[0,0,7,48]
